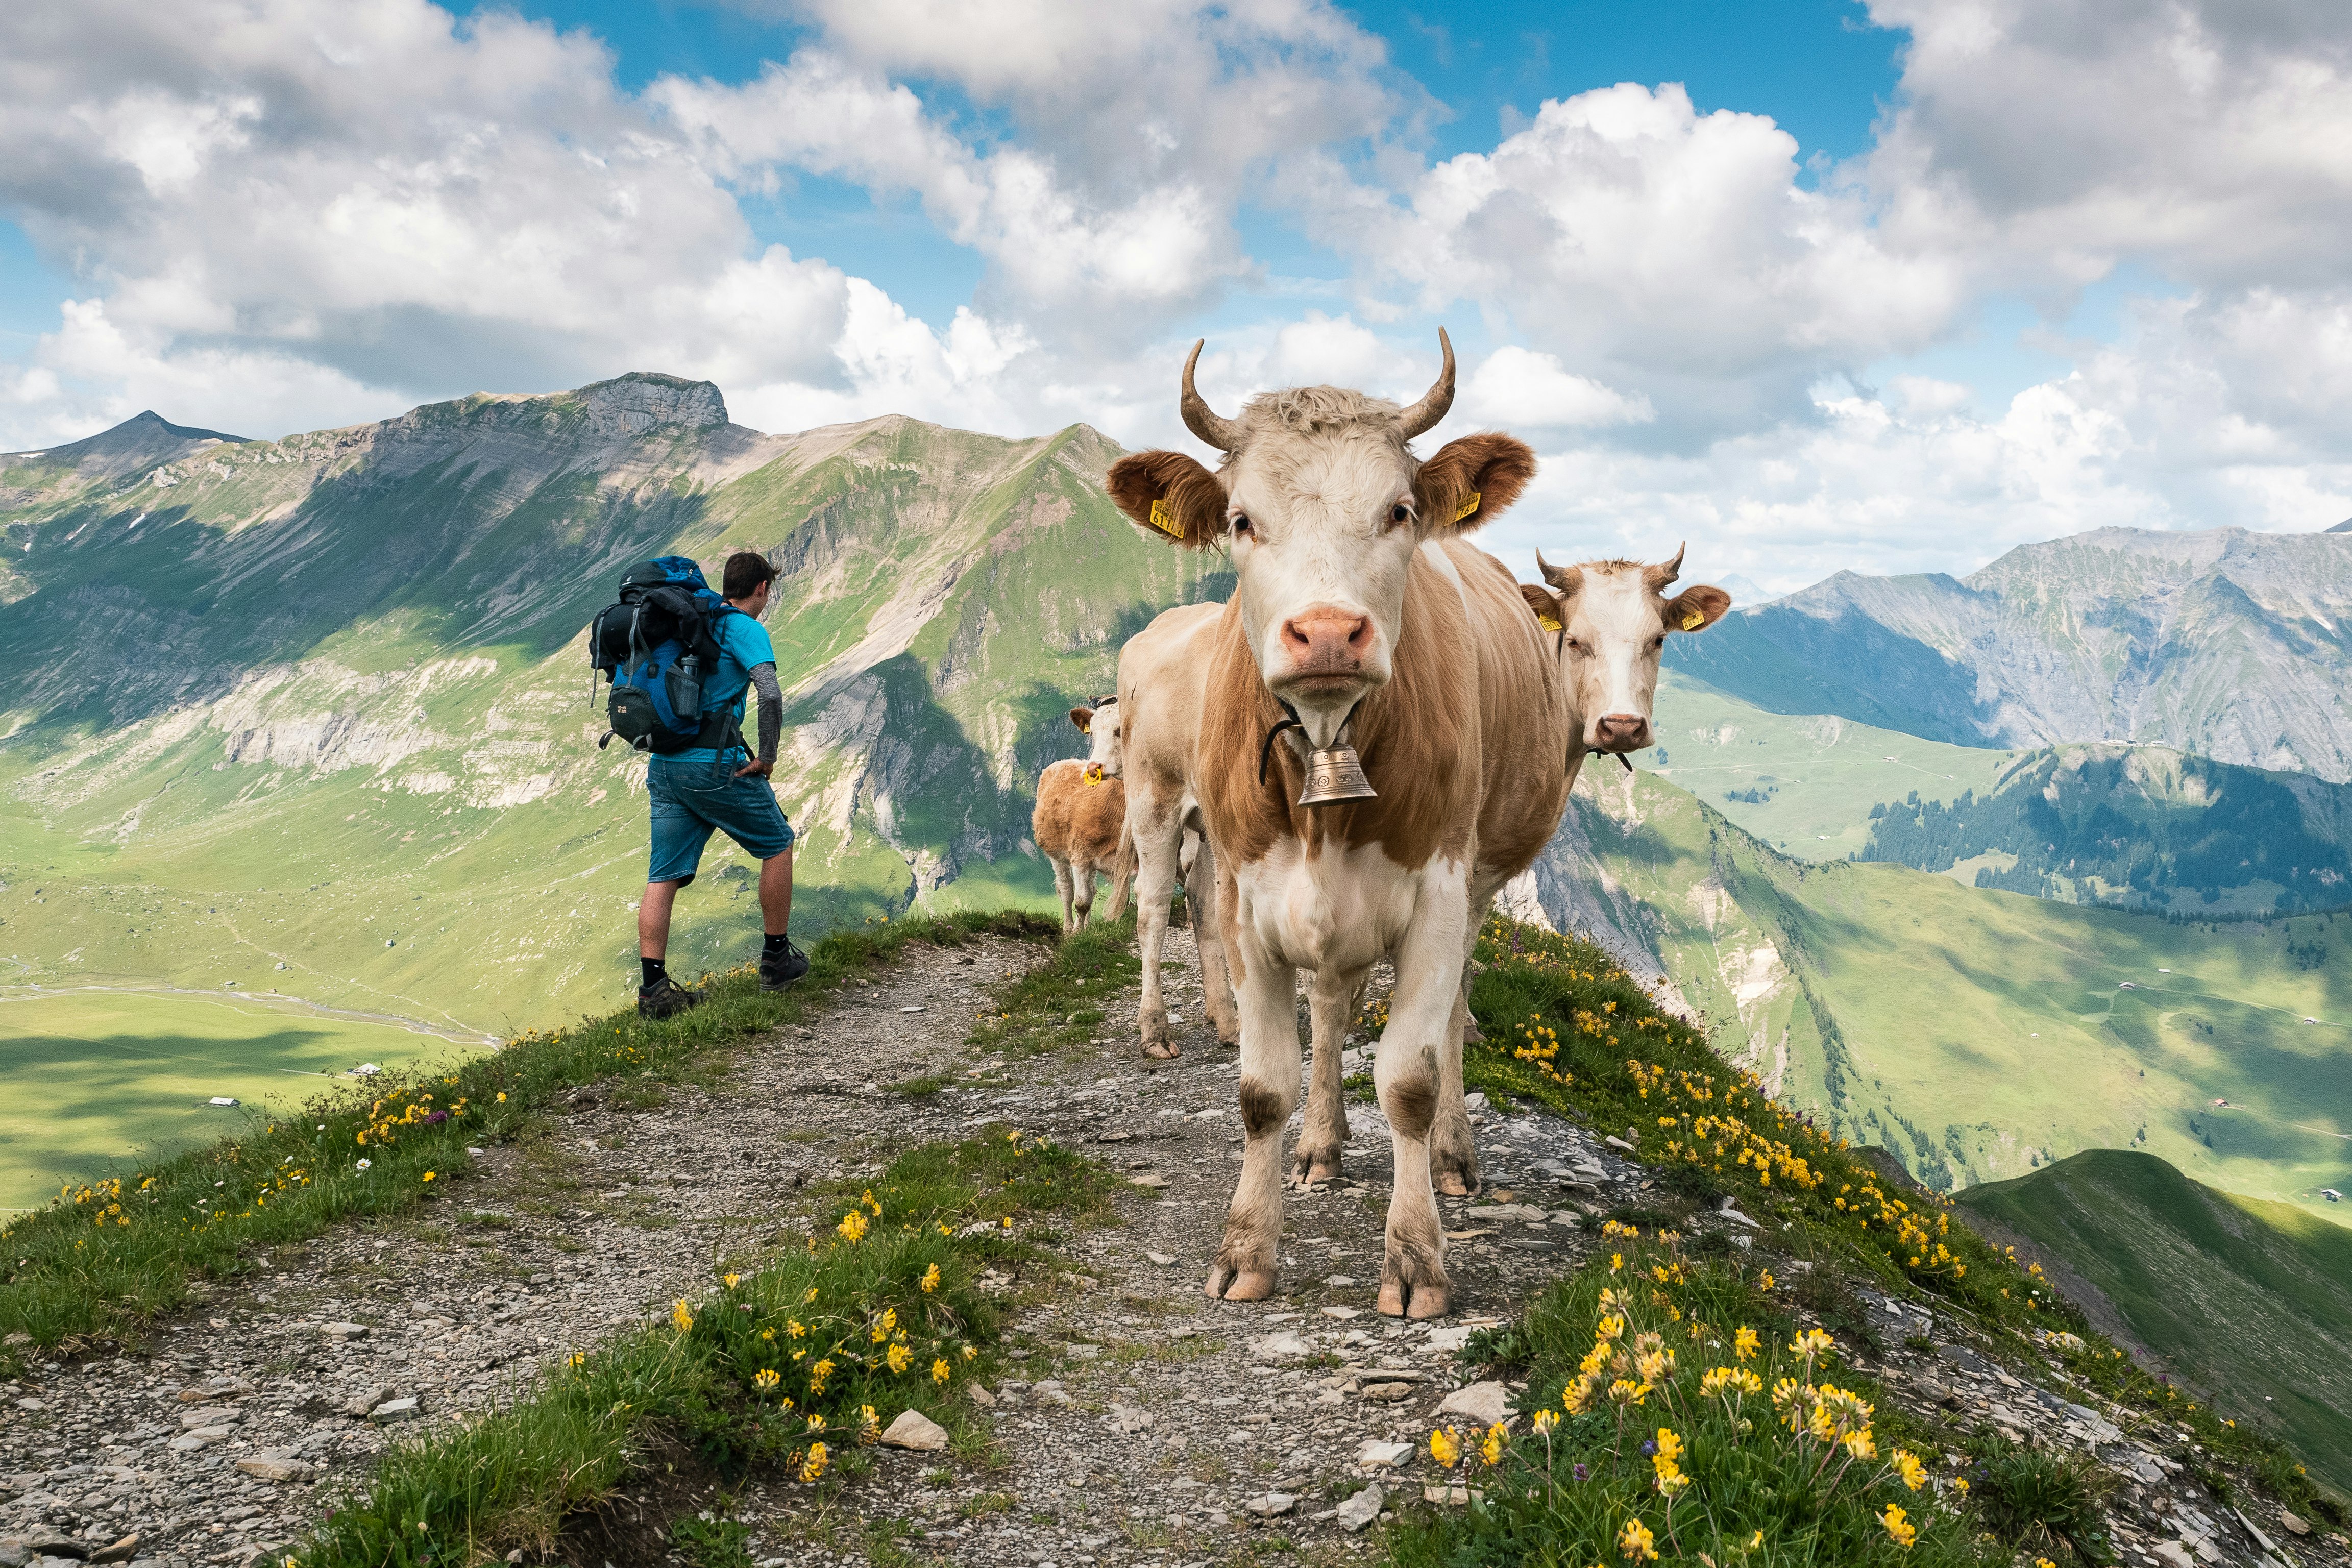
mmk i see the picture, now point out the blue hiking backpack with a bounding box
[588,557,741,754]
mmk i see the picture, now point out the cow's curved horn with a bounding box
[1397,327,1457,439]
[1645,544,1686,592]
[1536,548,1581,593]
[1181,340,1244,451]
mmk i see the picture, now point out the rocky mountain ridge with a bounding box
[1669,524,2352,780]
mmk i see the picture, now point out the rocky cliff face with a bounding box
[1670,526,2352,780]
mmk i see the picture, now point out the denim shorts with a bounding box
[647,755,795,885]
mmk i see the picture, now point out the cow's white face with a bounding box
[1104,336,1537,754]
[1072,699,1124,778]
[1522,557,1730,753]
[1223,430,1419,747]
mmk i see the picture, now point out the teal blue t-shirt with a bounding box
[663,609,776,767]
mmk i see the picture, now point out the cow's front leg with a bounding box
[1291,964,1364,1186]
[1207,930,1298,1302]
[1051,857,1077,935]
[1430,978,1482,1197]
[1375,889,1466,1319]
[1070,862,1098,929]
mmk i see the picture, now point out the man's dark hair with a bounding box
[723,550,777,601]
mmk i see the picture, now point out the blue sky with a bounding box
[4,0,2348,589]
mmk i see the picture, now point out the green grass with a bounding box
[1961,1148,2352,1497]
[0,910,1054,1358]
[1647,670,2019,862]
[1457,917,2342,1521]
[966,911,1141,1060]
[0,989,478,1211]
[1387,1231,1999,1568]
[1548,766,2352,1225]
[295,1128,1118,1568]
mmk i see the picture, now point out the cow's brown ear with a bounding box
[1070,706,1094,733]
[1664,585,1732,633]
[1106,451,1226,548]
[1415,433,1536,533]
[1518,583,1565,632]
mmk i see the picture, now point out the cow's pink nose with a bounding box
[1593,713,1651,750]
[1281,609,1373,677]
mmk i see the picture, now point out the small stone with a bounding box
[9,1400,40,1414]
[2150,1544,2195,1568]
[1146,1252,1177,1266]
[1319,1306,1361,1320]
[1324,1275,1357,1287]
[967,1385,997,1408]
[1422,1484,1471,1506]
[180,1407,241,1429]
[1244,1493,1295,1520]
[1336,1484,1385,1533]
[1435,1381,1513,1427]
[2280,1512,2311,1537]
[1129,1172,1169,1189]
[89,1538,138,1566]
[1419,1325,1475,1353]
[341,1386,395,1418]
[235,1459,315,1482]
[879,1409,949,1451]
[1354,1440,1410,1468]
[165,1435,210,1453]
[0,1544,24,1568]
[1065,1342,1102,1360]
[1250,1330,1315,1363]
[24,1539,86,1563]
[1109,1403,1153,1434]
[322,1322,368,1340]
[1604,1135,1636,1153]
[370,1396,422,1422]
[1360,1382,1413,1403]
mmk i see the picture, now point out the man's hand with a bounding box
[733,758,773,779]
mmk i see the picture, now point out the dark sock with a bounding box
[763,931,791,955]
[640,956,668,990]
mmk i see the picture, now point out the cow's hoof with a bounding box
[1143,1040,1182,1061]
[1461,1019,1484,1044]
[1291,1145,1343,1185]
[1433,1169,1479,1198]
[1376,1275,1451,1319]
[1206,1261,1277,1301]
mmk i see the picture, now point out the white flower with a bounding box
[356,1159,372,1170]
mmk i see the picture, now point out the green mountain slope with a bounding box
[1667,525,2352,780]
[1959,1148,2352,1493]
[1525,764,2352,1224]
[0,376,1226,1201]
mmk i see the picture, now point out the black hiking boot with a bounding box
[760,937,810,992]
[637,974,703,1020]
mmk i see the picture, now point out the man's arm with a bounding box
[737,660,783,777]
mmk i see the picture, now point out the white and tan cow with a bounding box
[1116,602,1241,1058]
[1105,332,1569,1317]
[1032,701,1133,933]
[1520,546,1730,760]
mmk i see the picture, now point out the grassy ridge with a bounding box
[1961,1149,2352,1496]
[1548,767,2352,1221]
[1459,917,2343,1522]
[0,910,1055,1358]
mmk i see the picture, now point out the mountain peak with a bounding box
[4,408,250,482]
[2329,517,2352,534]
[572,372,727,434]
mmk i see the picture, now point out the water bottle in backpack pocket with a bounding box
[587,557,736,754]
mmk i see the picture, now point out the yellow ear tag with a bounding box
[1453,489,1482,523]
[1083,764,1105,786]
[1681,609,1705,631]
[1075,718,1089,733]
[1538,614,1563,632]
[1148,497,1181,537]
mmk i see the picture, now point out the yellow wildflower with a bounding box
[1608,1379,1650,1409]
[1618,1517,1659,1561]
[671,1300,694,1333]
[921,1263,941,1293]
[1733,1325,1760,1361]
[1429,1427,1460,1468]
[799,1441,829,1482]
[723,1273,741,1288]
[1879,1504,1917,1549]
[1531,1409,1560,1435]
[752,1368,781,1392]
[932,1357,951,1384]
[838,1210,869,1243]
[422,1171,435,1183]
[887,1342,914,1374]
[1480,1422,1505,1466]
[1892,1449,1926,1491]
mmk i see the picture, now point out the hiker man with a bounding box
[636,550,807,1017]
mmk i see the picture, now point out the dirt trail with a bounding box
[7,932,2326,1568]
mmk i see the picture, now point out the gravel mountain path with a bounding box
[5,929,2340,1568]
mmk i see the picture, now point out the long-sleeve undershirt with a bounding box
[749,660,782,764]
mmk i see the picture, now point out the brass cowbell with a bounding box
[1297,742,1377,807]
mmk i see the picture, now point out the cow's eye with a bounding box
[1389,502,1411,525]
[1650,635,1667,652]
[1229,513,1252,537]
[1565,637,1587,656]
